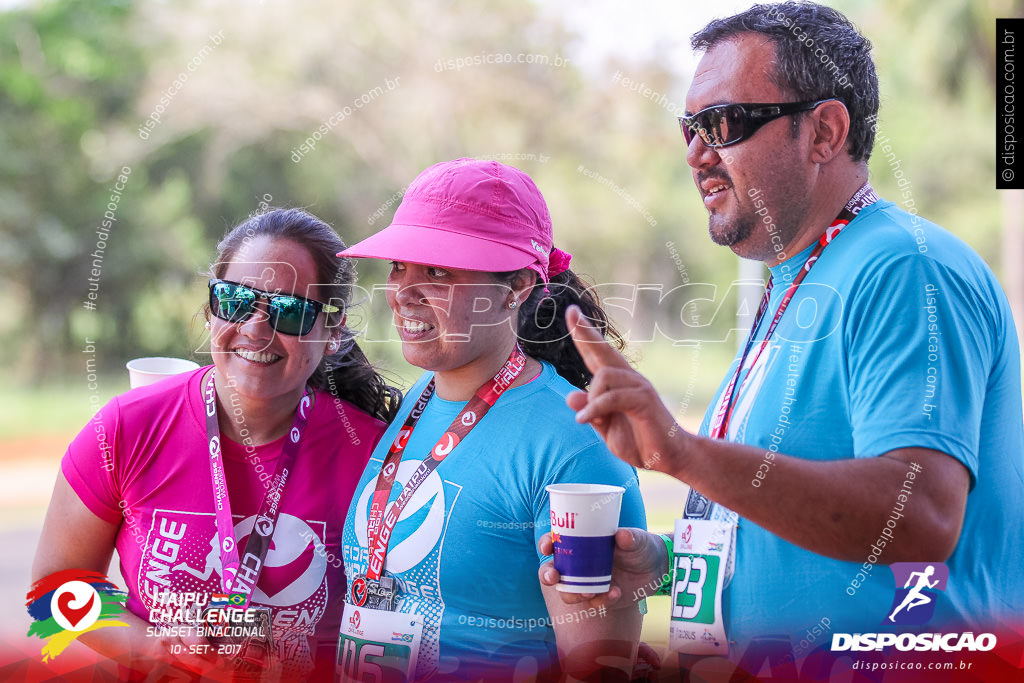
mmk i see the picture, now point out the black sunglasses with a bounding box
[678,99,836,148]
[208,279,340,337]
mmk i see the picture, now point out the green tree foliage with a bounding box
[0,0,1011,406]
[1,0,146,378]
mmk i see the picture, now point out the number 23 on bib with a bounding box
[669,518,733,656]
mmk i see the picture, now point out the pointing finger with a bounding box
[566,390,589,412]
[566,305,631,373]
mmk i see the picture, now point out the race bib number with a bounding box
[338,603,423,683]
[669,519,733,656]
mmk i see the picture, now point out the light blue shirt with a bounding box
[342,361,647,679]
[699,199,1024,648]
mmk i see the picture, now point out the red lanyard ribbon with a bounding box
[363,346,527,583]
[710,185,878,440]
[203,370,313,607]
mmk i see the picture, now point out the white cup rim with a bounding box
[125,357,201,374]
[545,484,625,496]
[126,357,201,388]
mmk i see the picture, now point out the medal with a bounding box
[235,608,276,670]
[199,605,279,674]
[352,573,399,611]
[365,575,397,611]
[351,574,369,606]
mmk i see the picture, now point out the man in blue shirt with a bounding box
[540,0,1024,673]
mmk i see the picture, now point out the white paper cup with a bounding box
[126,357,200,388]
[546,483,625,593]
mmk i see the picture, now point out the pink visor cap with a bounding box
[338,158,571,282]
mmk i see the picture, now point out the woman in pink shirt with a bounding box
[33,208,400,681]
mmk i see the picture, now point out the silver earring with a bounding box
[205,321,212,330]
[508,300,517,310]
[327,341,340,353]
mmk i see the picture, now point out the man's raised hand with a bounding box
[565,305,686,473]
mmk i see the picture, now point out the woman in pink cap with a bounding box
[337,159,647,680]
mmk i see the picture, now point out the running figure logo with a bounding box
[885,562,948,625]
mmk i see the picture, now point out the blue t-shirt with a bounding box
[342,361,647,679]
[698,199,1024,648]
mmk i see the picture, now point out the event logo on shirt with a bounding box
[349,459,461,679]
[26,570,128,661]
[234,514,327,605]
[884,562,948,626]
[353,462,448,574]
[140,510,328,609]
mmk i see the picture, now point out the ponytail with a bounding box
[509,269,625,390]
[310,340,402,424]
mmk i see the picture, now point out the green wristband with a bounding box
[655,533,673,596]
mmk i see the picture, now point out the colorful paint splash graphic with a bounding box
[26,569,129,661]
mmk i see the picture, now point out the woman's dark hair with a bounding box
[496,266,625,391]
[210,207,401,422]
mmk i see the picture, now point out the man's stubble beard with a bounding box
[708,211,756,248]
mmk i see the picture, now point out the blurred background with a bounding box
[2,0,1021,665]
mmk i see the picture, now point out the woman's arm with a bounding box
[540,578,641,680]
[32,472,224,674]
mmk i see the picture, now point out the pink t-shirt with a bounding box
[62,365,385,676]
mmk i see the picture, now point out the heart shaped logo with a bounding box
[257,536,315,599]
[50,581,101,632]
[28,571,128,660]
[57,591,94,628]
